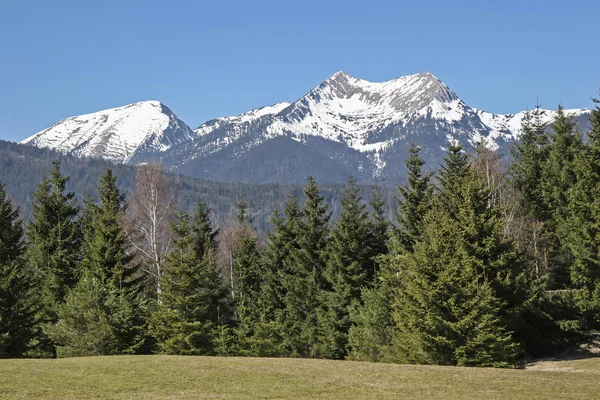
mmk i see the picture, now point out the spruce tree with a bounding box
[150,207,230,355]
[392,199,517,367]
[0,181,39,358]
[50,169,146,356]
[563,92,600,335]
[368,185,390,262]
[26,160,81,356]
[541,106,584,289]
[393,143,433,253]
[349,146,427,361]
[438,143,469,216]
[256,194,303,356]
[28,160,81,301]
[392,149,535,366]
[509,106,550,220]
[318,178,379,359]
[282,177,330,357]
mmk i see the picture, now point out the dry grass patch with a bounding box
[0,355,599,399]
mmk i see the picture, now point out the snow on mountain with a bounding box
[194,71,470,154]
[196,102,291,136]
[21,101,195,163]
[19,71,592,184]
[475,108,591,142]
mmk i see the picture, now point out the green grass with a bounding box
[1,355,599,399]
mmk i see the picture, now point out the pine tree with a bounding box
[150,207,230,355]
[282,177,330,357]
[318,178,379,359]
[0,181,39,358]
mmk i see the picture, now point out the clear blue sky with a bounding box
[1,0,598,142]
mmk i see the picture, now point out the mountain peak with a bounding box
[21,100,194,163]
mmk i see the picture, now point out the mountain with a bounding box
[21,101,195,164]
[21,72,591,184]
[155,71,590,183]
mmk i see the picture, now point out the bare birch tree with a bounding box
[126,164,175,298]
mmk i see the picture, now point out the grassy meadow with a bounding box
[0,355,599,399]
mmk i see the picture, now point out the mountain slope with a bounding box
[20,72,591,184]
[21,101,195,163]
[157,71,589,183]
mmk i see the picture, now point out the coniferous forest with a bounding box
[1,97,600,368]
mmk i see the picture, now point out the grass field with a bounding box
[1,355,599,399]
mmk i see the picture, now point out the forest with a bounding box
[1,98,599,368]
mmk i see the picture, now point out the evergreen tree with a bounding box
[541,106,584,289]
[392,200,517,367]
[27,160,81,301]
[349,146,427,362]
[438,143,470,216]
[150,207,230,355]
[393,143,433,253]
[318,178,379,359]
[0,181,39,358]
[26,160,81,356]
[368,185,390,262]
[49,169,146,356]
[255,194,303,356]
[282,177,330,357]
[509,106,550,220]
[392,149,535,367]
[562,92,600,335]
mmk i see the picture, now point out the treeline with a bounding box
[1,98,599,367]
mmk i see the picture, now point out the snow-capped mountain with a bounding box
[21,72,591,184]
[21,101,195,164]
[156,71,590,183]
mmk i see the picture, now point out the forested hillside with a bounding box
[0,140,395,233]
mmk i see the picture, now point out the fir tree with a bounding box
[0,181,39,358]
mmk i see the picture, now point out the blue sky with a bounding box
[1,0,598,142]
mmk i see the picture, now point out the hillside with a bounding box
[0,140,394,233]
[0,355,598,399]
